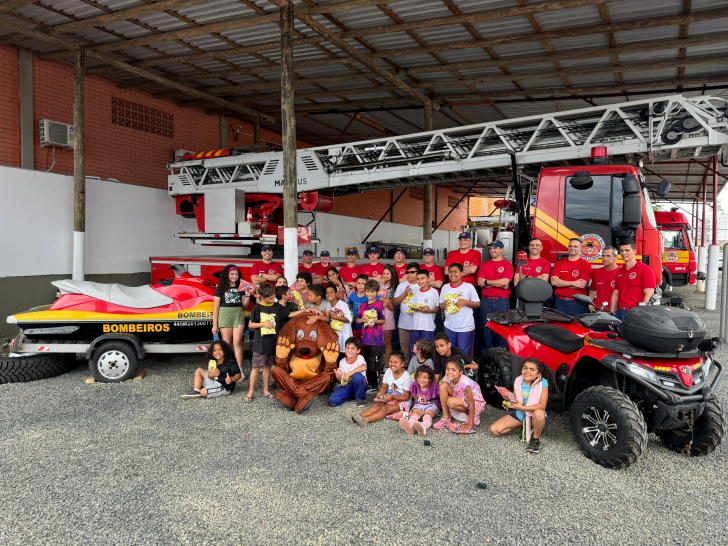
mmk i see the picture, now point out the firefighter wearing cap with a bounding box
[421,248,445,291]
[250,245,284,286]
[551,238,592,316]
[393,248,408,280]
[611,239,656,321]
[339,248,361,291]
[299,249,325,284]
[360,246,385,281]
[476,240,513,349]
[319,250,332,272]
[445,232,482,287]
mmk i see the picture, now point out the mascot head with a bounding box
[277,314,339,381]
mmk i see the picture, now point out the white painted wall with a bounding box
[0,165,230,277]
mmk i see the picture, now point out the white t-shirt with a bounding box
[411,287,439,331]
[382,368,414,409]
[338,354,366,378]
[439,282,480,332]
[329,300,352,348]
[394,281,418,330]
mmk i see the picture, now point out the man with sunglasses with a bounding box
[391,262,422,361]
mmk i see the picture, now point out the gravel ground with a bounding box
[0,285,726,545]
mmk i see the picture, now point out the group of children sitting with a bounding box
[183,263,550,453]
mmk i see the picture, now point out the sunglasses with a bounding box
[407,270,418,274]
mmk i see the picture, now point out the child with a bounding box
[275,276,289,288]
[354,279,386,391]
[392,262,421,362]
[490,358,552,454]
[212,264,251,379]
[347,274,370,342]
[246,283,309,401]
[326,266,348,300]
[275,285,299,329]
[409,269,440,354]
[328,337,368,408]
[407,337,434,375]
[181,340,241,399]
[439,262,480,357]
[380,265,399,366]
[326,284,352,357]
[346,351,412,427]
[432,332,478,382]
[305,284,332,324]
[290,271,313,309]
[400,365,441,436]
[434,356,485,433]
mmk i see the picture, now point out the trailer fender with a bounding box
[85,334,145,360]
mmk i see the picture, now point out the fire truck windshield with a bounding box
[641,187,657,228]
[565,175,624,227]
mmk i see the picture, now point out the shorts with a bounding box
[203,372,231,399]
[218,306,245,329]
[252,352,276,369]
[383,307,396,331]
[413,403,440,416]
[509,412,549,433]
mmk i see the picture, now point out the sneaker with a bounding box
[356,399,367,408]
[366,387,378,395]
[181,389,202,400]
[527,438,541,454]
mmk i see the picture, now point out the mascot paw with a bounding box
[321,342,340,363]
[276,337,295,360]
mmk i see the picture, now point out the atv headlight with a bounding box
[703,356,712,379]
[626,362,658,383]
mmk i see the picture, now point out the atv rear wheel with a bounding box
[89,341,139,383]
[657,399,726,457]
[478,347,519,408]
[0,353,77,384]
[570,385,648,469]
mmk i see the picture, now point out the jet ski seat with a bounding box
[52,280,174,309]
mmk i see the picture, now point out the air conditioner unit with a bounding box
[39,119,74,149]
[175,149,194,161]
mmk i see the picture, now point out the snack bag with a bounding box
[330,308,344,331]
[260,312,277,335]
[444,293,459,314]
[289,289,304,309]
[496,385,518,405]
[363,309,378,327]
[378,285,389,299]
[239,280,257,293]
[207,359,218,374]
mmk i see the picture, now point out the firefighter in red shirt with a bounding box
[551,238,592,316]
[514,238,551,285]
[250,244,283,286]
[299,249,325,284]
[611,239,656,321]
[445,232,481,287]
[588,246,620,311]
[477,240,513,349]
[392,248,408,281]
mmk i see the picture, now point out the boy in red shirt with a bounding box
[445,232,481,287]
[611,240,656,321]
[476,241,513,349]
[360,246,385,282]
[551,238,592,316]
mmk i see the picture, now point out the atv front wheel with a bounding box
[657,399,726,457]
[570,385,648,469]
[478,347,520,409]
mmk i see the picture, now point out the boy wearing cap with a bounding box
[360,246,385,282]
[392,248,408,281]
[251,245,284,286]
[340,248,361,291]
[300,249,325,285]
[476,240,513,349]
[445,232,481,287]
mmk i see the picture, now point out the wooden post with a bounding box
[73,48,85,281]
[280,1,297,282]
[422,103,433,248]
[254,111,261,146]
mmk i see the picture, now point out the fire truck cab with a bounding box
[655,210,697,290]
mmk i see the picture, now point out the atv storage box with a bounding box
[621,306,706,353]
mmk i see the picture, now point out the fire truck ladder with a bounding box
[168,94,728,198]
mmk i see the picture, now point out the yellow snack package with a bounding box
[207,359,218,374]
[444,293,459,314]
[363,309,378,327]
[260,312,277,335]
[330,309,344,331]
[289,289,304,309]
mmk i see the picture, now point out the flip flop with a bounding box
[243,395,254,403]
[262,394,275,399]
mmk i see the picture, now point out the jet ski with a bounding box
[7,272,217,344]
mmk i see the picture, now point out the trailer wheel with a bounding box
[570,385,648,469]
[0,353,77,384]
[478,347,519,409]
[89,341,139,383]
[657,399,726,457]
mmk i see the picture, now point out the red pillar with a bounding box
[713,155,719,244]
[702,171,707,246]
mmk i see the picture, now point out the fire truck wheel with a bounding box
[570,386,648,469]
[657,399,726,457]
[660,268,671,293]
[478,347,520,409]
[0,353,77,384]
[89,341,139,383]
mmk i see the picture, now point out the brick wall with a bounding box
[0,46,20,167]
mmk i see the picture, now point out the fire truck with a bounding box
[654,210,698,291]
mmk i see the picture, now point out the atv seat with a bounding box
[52,280,174,309]
[524,324,584,354]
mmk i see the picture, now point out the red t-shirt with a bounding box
[250,261,283,285]
[360,262,385,279]
[299,262,325,282]
[420,263,444,290]
[392,262,408,279]
[520,257,551,279]
[552,257,592,298]
[339,264,361,283]
[446,249,482,286]
[477,259,513,297]
[615,261,656,309]
[591,266,620,308]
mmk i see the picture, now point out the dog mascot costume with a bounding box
[272,314,340,413]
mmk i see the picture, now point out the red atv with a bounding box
[479,278,725,469]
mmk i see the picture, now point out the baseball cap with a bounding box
[320,250,330,257]
[394,247,406,256]
[261,244,273,251]
[458,232,472,240]
[346,248,358,255]
[489,240,504,248]
[302,249,313,255]
[423,247,435,255]
[367,246,380,254]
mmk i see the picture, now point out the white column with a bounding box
[72,231,85,281]
[697,245,707,292]
[706,244,720,310]
[284,227,298,285]
[720,244,728,339]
